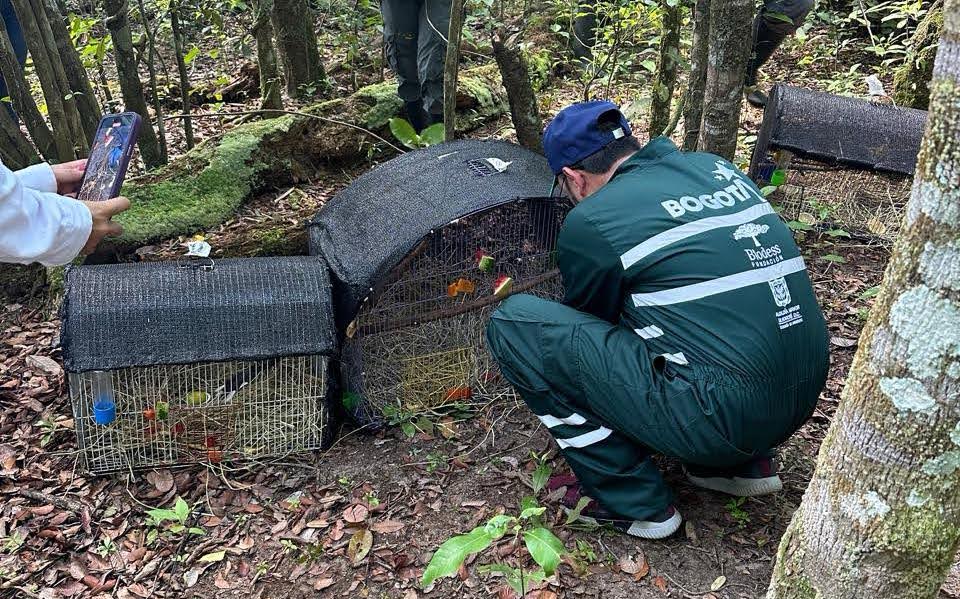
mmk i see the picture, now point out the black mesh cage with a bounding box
[749,84,928,242]
[61,257,339,473]
[307,139,568,424]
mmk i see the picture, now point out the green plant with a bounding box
[421,499,567,594]
[145,496,204,544]
[95,537,118,558]
[1,531,25,554]
[388,119,445,150]
[36,416,57,447]
[530,453,552,495]
[725,497,750,528]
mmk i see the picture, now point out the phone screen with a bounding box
[77,113,141,202]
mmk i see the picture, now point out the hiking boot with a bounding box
[547,474,682,540]
[404,100,429,133]
[745,86,769,108]
[685,455,782,497]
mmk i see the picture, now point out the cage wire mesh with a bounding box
[341,198,570,424]
[70,357,329,473]
[750,84,926,243]
[61,256,338,473]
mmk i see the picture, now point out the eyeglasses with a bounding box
[550,174,570,199]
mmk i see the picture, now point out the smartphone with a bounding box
[77,112,142,202]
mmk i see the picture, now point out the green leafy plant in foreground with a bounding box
[421,499,568,594]
[389,118,445,150]
[145,496,205,544]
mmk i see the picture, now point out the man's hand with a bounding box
[81,196,130,255]
[51,159,87,196]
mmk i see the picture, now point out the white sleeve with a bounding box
[15,163,57,193]
[0,160,92,266]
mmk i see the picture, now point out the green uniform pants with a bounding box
[486,294,822,521]
[380,0,451,116]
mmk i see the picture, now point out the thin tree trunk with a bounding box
[697,0,752,159]
[491,30,543,153]
[682,0,709,150]
[10,0,77,160]
[0,12,57,160]
[104,0,165,168]
[134,0,167,162]
[648,0,681,138]
[252,0,282,111]
[893,0,943,110]
[22,0,88,153]
[270,0,327,98]
[443,0,465,141]
[170,1,193,149]
[767,3,960,597]
[41,0,101,141]
[0,107,39,168]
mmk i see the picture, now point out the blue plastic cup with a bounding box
[93,397,116,425]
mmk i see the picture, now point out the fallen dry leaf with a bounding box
[314,577,335,590]
[348,528,373,566]
[653,575,668,593]
[343,504,369,523]
[25,354,62,376]
[370,519,405,534]
[146,469,174,493]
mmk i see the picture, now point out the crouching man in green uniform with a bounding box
[486,101,829,539]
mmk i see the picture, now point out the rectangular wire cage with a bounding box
[750,84,926,243]
[340,198,571,424]
[61,257,338,474]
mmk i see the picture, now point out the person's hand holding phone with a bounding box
[81,196,130,255]
[51,159,87,196]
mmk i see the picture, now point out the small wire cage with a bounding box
[61,256,338,474]
[69,357,329,473]
[341,198,571,423]
[749,84,926,243]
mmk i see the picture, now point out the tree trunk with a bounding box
[104,0,165,169]
[99,64,508,257]
[134,0,168,162]
[648,0,681,138]
[767,4,960,597]
[21,0,88,153]
[682,0,710,150]
[697,0,752,160]
[0,107,39,168]
[0,12,57,160]
[443,0,465,141]
[491,30,543,154]
[10,0,77,160]
[270,0,327,99]
[892,0,943,110]
[41,0,101,141]
[170,2,194,149]
[252,0,282,111]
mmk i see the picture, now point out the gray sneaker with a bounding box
[745,87,769,108]
[685,456,783,497]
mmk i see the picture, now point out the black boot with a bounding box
[744,14,790,108]
[404,100,429,133]
[428,111,444,126]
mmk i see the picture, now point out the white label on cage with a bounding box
[485,158,512,173]
[185,240,212,257]
[865,75,886,97]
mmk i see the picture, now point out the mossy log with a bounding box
[106,64,508,256]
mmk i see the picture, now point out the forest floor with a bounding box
[0,20,948,599]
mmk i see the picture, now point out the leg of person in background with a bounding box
[744,0,815,107]
[417,0,451,126]
[571,0,597,63]
[0,0,26,120]
[381,0,429,132]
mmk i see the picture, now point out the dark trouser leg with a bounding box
[487,295,754,520]
[746,0,814,86]
[0,0,26,120]
[382,0,428,129]
[417,0,450,120]
[571,0,597,61]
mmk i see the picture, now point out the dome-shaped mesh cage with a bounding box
[308,139,571,425]
[749,84,927,242]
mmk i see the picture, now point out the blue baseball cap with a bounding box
[542,101,632,175]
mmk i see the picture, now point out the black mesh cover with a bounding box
[61,256,337,372]
[307,139,554,326]
[749,84,928,176]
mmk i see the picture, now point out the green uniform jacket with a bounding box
[557,137,829,385]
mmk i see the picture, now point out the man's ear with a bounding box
[561,166,585,197]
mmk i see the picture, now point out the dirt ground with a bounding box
[0,22,941,599]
